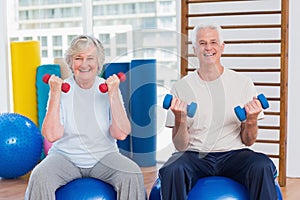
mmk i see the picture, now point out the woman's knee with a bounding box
[29,162,50,182]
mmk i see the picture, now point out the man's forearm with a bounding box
[172,120,189,151]
[240,120,258,146]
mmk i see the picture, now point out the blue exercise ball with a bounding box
[149,178,161,200]
[187,176,248,200]
[0,113,43,179]
[149,177,248,200]
[56,178,117,200]
[150,177,282,200]
[275,181,283,200]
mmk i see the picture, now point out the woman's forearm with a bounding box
[109,92,131,140]
[42,92,64,142]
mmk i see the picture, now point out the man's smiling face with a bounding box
[193,27,225,66]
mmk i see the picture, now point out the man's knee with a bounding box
[249,153,276,175]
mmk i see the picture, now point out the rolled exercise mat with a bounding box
[36,64,61,129]
[10,41,41,124]
[54,57,72,80]
[36,64,61,159]
[130,59,157,167]
[103,62,131,158]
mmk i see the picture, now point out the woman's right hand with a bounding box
[48,75,63,93]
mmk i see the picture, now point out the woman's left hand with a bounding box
[106,74,120,94]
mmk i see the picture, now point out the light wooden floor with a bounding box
[0,167,299,200]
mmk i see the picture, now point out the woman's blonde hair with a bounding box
[64,35,105,75]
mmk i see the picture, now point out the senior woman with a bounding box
[25,35,146,200]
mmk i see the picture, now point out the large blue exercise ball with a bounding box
[56,178,117,200]
[187,176,248,200]
[150,177,283,200]
[149,178,161,200]
[0,113,43,179]
[149,177,248,200]
[150,176,282,200]
[275,181,283,200]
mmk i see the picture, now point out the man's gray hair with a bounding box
[190,23,224,47]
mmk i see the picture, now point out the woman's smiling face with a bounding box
[71,45,99,86]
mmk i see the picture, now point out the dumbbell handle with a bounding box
[163,94,197,118]
[99,72,126,93]
[42,74,70,93]
[234,93,269,121]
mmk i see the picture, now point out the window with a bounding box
[98,33,110,44]
[116,47,127,56]
[116,33,127,44]
[42,50,48,57]
[93,5,104,16]
[159,0,174,13]
[19,11,28,20]
[139,2,156,13]
[67,35,77,45]
[158,17,175,29]
[123,3,136,14]
[142,18,157,28]
[104,48,111,57]
[53,49,63,57]
[24,36,33,41]
[10,37,19,42]
[144,48,156,57]
[40,36,48,47]
[52,36,62,46]
[107,5,119,15]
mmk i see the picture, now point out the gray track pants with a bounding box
[25,152,146,200]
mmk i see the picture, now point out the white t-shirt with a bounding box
[165,68,263,152]
[49,76,120,168]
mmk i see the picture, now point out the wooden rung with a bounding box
[221,24,282,29]
[222,53,281,57]
[267,154,280,158]
[224,40,281,44]
[256,139,280,144]
[187,10,281,18]
[186,68,281,74]
[267,97,280,101]
[187,0,255,4]
[185,68,196,72]
[187,40,281,44]
[264,111,280,116]
[254,82,280,87]
[187,53,281,57]
[231,68,280,72]
[258,125,280,130]
[187,24,281,30]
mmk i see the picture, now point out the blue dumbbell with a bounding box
[163,94,197,118]
[234,93,269,121]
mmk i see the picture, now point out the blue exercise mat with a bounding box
[36,64,61,129]
[103,62,131,158]
[130,59,157,167]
